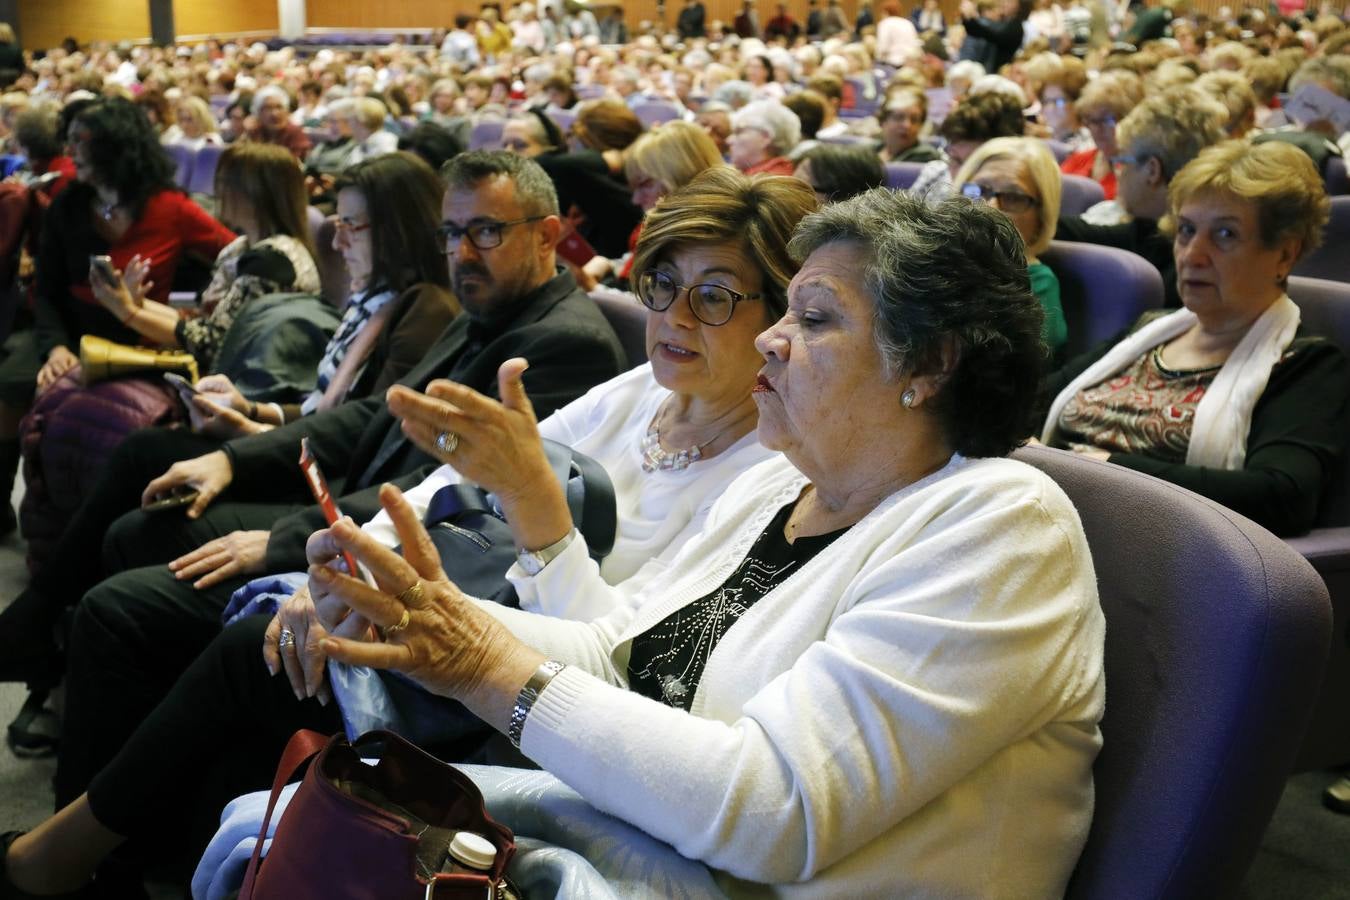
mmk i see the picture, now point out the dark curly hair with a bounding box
[788,189,1045,458]
[70,97,177,216]
[938,91,1026,144]
[798,143,885,202]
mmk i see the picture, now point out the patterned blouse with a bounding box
[300,287,397,415]
[177,234,320,370]
[1054,345,1220,461]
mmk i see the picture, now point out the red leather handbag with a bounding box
[240,729,517,900]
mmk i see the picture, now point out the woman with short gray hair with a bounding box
[294,188,1104,896]
[728,98,801,176]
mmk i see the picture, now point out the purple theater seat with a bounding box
[188,143,224,196]
[164,142,194,188]
[1039,240,1165,358]
[1060,173,1107,217]
[468,118,505,151]
[589,290,647,371]
[546,108,577,134]
[1292,195,1350,284]
[1045,138,1073,163]
[1327,157,1347,197]
[631,101,681,128]
[1284,275,1350,770]
[884,161,925,191]
[1011,444,1331,900]
[818,134,872,146]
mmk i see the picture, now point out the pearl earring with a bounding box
[901,388,917,408]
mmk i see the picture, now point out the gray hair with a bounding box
[251,85,291,116]
[711,79,755,109]
[733,99,801,156]
[440,149,560,217]
[787,188,1045,458]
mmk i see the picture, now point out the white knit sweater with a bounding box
[484,453,1106,898]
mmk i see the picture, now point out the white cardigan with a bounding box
[363,363,778,620]
[484,453,1106,898]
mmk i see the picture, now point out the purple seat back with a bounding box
[631,101,681,128]
[885,161,925,191]
[1040,240,1165,358]
[546,108,577,134]
[1060,173,1107,217]
[1046,139,1073,163]
[1012,444,1331,900]
[1292,196,1350,283]
[1326,156,1347,196]
[589,292,647,370]
[818,133,871,146]
[164,142,194,188]
[188,143,224,196]
[469,118,505,151]
[1287,276,1350,526]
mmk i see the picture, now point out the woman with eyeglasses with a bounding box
[875,88,941,164]
[0,152,456,703]
[0,170,815,898]
[1058,71,1143,201]
[954,137,1067,356]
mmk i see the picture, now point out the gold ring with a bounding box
[395,581,425,607]
[384,608,411,637]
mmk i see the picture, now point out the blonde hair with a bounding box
[1243,56,1287,106]
[624,120,726,193]
[351,95,388,131]
[952,136,1061,258]
[630,167,817,320]
[0,23,15,44]
[176,96,218,135]
[1195,70,1257,137]
[1116,86,1227,180]
[1075,70,1144,120]
[1163,140,1330,262]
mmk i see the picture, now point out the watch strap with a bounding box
[508,659,566,748]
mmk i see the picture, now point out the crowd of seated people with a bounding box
[0,0,1346,893]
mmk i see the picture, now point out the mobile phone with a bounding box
[89,254,118,285]
[143,485,200,513]
[163,372,199,395]
[298,437,375,584]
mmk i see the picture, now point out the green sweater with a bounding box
[1029,261,1068,355]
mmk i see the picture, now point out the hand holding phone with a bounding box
[89,254,118,286]
[143,485,201,513]
[164,372,199,396]
[299,438,376,585]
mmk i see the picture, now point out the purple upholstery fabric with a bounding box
[1060,173,1107,217]
[589,292,647,370]
[310,211,350,310]
[884,161,924,190]
[1292,196,1350,284]
[1012,444,1331,899]
[1326,157,1347,197]
[189,143,224,196]
[1040,240,1166,358]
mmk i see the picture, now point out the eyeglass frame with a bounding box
[635,269,762,326]
[1081,112,1118,129]
[959,182,1041,214]
[437,215,547,252]
[334,217,372,235]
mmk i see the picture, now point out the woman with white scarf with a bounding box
[1041,140,1349,536]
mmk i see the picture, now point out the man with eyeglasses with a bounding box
[41,153,628,806]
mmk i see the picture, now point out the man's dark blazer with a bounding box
[218,268,627,571]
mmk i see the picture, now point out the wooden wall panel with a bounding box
[19,0,151,51]
[174,0,278,38]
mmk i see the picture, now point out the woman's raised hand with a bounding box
[314,484,543,725]
[386,358,573,551]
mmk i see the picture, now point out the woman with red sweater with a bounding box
[0,98,234,531]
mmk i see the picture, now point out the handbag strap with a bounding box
[239,729,333,899]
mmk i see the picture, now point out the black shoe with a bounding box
[0,831,90,899]
[5,689,57,758]
[0,505,16,539]
[1324,775,1350,814]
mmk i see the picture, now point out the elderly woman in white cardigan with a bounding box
[304,189,1105,896]
[1040,140,1348,537]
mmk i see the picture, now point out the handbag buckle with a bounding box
[424,877,496,900]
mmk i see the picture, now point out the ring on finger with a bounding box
[278,628,297,649]
[435,431,459,454]
[383,608,411,637]
[396,581,425,607]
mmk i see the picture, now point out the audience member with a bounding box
[795,142,886,202]
[877,87,941,163]
[909,90,1024,202]
[1059,71,1144,200]
[728,99,801,176]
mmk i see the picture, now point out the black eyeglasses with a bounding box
[960,182,1040,214]
[437,216,546,251]
[635,270,761,326]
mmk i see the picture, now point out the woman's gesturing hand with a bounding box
[314,484,544,731]
[386,358,574,553]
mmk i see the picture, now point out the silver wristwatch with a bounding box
[508,659,566,748]
[516,527,577,576]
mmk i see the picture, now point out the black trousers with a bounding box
[82,614,341,866]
